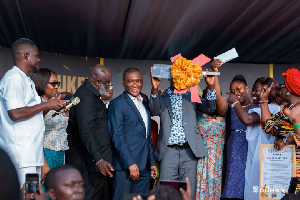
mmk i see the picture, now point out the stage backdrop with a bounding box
[0,47,297,99]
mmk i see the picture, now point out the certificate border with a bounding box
[259,144,296,200]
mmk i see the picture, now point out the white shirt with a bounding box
[0,66,44,168]
[127,94,148,137]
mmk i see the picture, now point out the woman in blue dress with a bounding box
[212,60,253,199]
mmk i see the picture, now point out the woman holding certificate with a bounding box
[226,77,281,200]
[260,68,300,177]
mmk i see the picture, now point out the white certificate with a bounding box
[214,47,239,63]
[259,145,296,200]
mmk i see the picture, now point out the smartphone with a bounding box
[288,177,300,194]
[25,173,39,197]
[159,180,187,191]
[62,94,74,101]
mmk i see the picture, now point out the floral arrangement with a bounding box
[170,57,203,90]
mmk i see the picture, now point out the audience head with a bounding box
[229,74,250,105]
[281,68,300,102]
[44,165,84,200]
[252,77,282,105]
[0,148,20,200]
[89,64,112,96]
[59,92,73,100]
[31,68,59,100]
[122,68,143,98]
[147,185,182,200]
[11,38,40,73]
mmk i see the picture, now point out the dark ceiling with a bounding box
[0,0,300,63]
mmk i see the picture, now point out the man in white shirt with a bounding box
[0,38,66,188]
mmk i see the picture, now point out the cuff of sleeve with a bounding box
[6,100,25,111]
[150,94,157,98]
[92,151,103,162]
[206,89,216,100]
[123,157,136,169]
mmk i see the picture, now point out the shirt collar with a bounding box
[83,79,101,97]
[127,93,143,103]
[14,66,29,78]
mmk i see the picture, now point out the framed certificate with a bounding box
[259,144,296,200]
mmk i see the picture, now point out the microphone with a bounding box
[52,97,80,117]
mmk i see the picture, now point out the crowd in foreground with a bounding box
[0,38,300,200]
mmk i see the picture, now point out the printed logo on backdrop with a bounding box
[57,75,88,94]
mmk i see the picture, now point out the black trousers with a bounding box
[82,167,113,200]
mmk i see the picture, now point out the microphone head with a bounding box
[71,97,80,105]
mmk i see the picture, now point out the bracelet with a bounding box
[294,123,300,130]
[95,159,103,166]
[283,137,287,143]
[259,100,269,104]
[231,101,240,108]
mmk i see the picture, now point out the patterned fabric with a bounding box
[167,88,187,145]
[196,114,225,200]
[205,89,217,101]
[221,104,259,199]
[42,98,69,151]
[261,105,300,177]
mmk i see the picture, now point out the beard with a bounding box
[99,83,108,96]
[32,65,39,73]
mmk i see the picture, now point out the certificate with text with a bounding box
[259,144,296,200]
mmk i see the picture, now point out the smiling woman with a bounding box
[31,68,70,198]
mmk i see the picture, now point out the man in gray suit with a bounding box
[149,67,216,196]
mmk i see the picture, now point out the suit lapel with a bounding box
[143,100,151,135]
[162,91,173,121]
[123,92,146,131]
[181,92,191,124]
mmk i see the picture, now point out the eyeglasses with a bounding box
[279,84,286,89]
[48,82,61,87]
[109,85,113,90]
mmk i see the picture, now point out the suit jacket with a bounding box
[108,92,156,171]
[66,80,113,173]
[149,90,216,161]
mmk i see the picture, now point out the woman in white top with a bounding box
[31,68,69,182]
[227,77,282,200]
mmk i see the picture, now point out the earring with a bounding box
[287,92,290,96]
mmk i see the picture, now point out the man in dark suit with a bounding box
[108,68,157,200]
[66,64,114,200]
[149,67,216,196]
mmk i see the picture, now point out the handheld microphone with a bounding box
[52,97,80,117]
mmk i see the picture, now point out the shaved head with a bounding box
[90,64,109,80]
[89,64,112,95]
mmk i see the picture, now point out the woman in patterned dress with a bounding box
[260,68,300,177]
[196,88,225,200]
[31,68,69,182]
